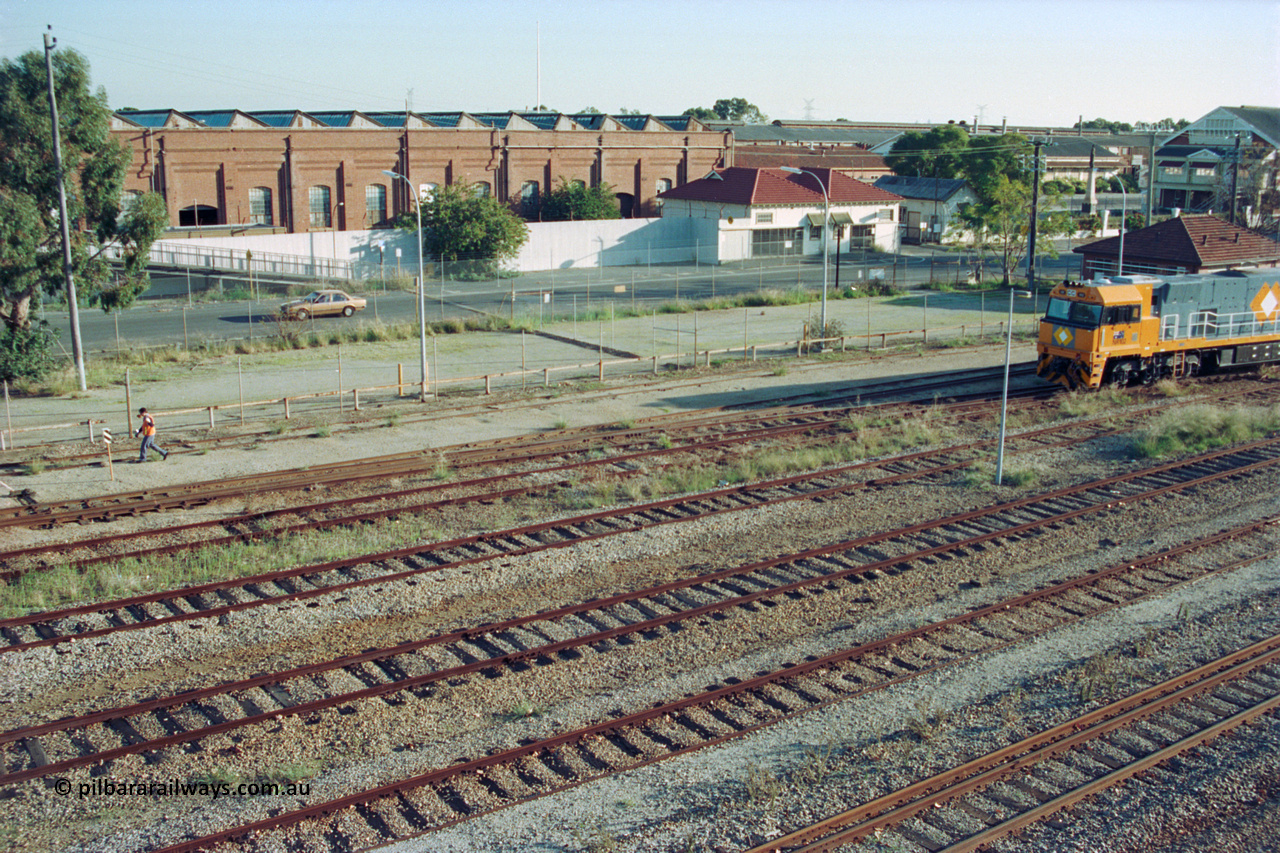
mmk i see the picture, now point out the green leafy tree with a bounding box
[683,98,767,124]
[540,179,621,221]
[682,106,717,121]
[954,175,1068,285]
[0,47,167,377]
[884,124,970,178]
[1074,117,1135,133]
[403,182,528,278]
[961,134,1032,199]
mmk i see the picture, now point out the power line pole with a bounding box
[1145,131,1156,225]
[1230,133,1242,226]
[1027,139,1042,291]
[43,28,87,392]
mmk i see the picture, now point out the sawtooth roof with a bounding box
[657,167,902,206]
[1074,214,1280,268]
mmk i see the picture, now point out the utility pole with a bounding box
[43,28,87,392]
[1145,131,1156,225]
[1027,139,1042,292]
[1230,133,1242,226]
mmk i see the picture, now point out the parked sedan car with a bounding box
[279,290,367,320]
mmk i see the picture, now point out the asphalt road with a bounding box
[51,249,1078,353]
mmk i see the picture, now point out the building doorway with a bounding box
[179,204,220,227]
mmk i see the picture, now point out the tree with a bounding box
[0,47,167,377]
[953,175,1068,285]
[403,182,528,279]
[540,179,621,221]
[682,106,717,122]
[884,124,970,178]
[1074,117,1135,133]
[961,134,1032,199]
[683,98,767,124]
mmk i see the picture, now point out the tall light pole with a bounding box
[780,167,829,341]
[995,289,1033,485]
[43,29,87,392]
[1116,180,1126,277]
[383,170,429,401]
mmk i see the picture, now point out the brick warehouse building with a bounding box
[110,110,731,233]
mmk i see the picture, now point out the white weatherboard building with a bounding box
[656,167,905,264]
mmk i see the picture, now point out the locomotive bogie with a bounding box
[1036,271,1280,389]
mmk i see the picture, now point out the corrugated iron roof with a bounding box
[873,175,969,201]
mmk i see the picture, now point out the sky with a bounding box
[2,0,1278,128]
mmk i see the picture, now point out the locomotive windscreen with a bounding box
[1045,298,1101,328]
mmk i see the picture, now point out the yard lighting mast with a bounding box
[44,30,87,392]
[1116,179,1126,276]
[383,170,430,401]
[996,289,1033,485]
[780,166,830,342]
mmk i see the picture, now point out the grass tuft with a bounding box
[1130,404,1280,459]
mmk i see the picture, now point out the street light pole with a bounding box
[995,289,1033,485]
[1116,181,1127,276]
[780,167,829,341]
[43,30,87,392]
[383,170,429,401]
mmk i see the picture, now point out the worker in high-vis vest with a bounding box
[134,407,170,462]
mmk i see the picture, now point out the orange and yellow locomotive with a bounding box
[1037,270,1280,388]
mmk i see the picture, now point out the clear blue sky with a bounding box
[2,0,1277,127]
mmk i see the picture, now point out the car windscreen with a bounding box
[1046,297,1101,328]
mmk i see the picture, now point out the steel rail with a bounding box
[5,438,1276,787]
[0,412,847,577]
[3,390,1274,654]
[0,364,1055,530]
[746,633,1280,853]
[7,509,1272,787]
[0,407,836,529]
[135,524,1280,853]
[0,400,1153,652]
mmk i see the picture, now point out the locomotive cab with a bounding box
[1037,277,1157,388]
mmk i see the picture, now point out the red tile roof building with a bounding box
[656,167,904,263]
[1074,214,1280,279]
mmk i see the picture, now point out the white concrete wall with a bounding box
[152,218,711,274]
[513,217,707,270]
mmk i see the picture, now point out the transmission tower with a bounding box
[803,99,816,121]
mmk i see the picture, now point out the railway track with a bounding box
[5,361,1043,464]
[4,384,1244,654]
[745,631,1280,853]
[78,508,1277,853]
[4,373,1266,568]
[5,435,1278,844]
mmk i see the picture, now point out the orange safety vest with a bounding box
[140,414,156,437]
